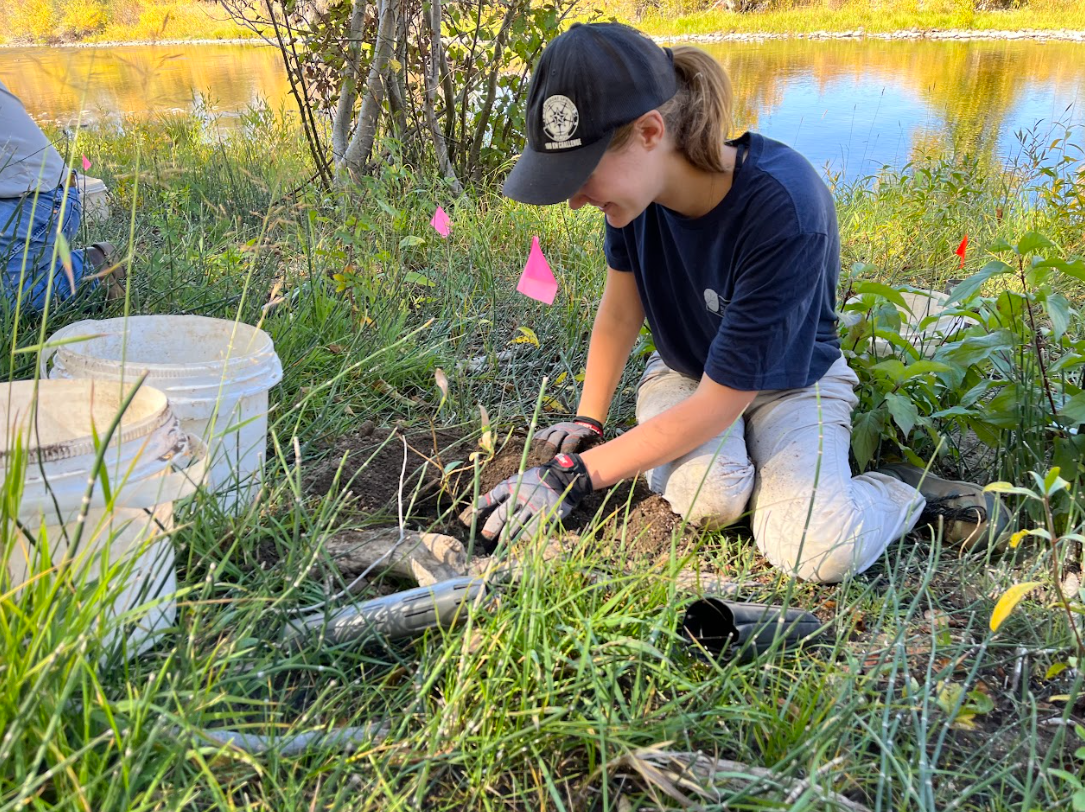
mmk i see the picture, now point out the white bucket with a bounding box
[1,379,205,657]
[42,315,283,515]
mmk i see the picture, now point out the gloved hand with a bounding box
[463,453,594,541]
[534,415,604,453]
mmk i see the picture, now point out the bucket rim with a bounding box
[1,379,176,467]
[44,315,283,387]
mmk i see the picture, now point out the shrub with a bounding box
[6,0,58,39]
[58,0,109,36]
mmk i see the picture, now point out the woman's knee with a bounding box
[653,458,755,529]
[760,537,863,583]
[635,356,700,423]
[753,510,871,584]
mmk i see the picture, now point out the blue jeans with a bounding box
[1,182,95,312]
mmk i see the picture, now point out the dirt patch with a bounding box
[304,420,473,524]
[304,426,701,561]
[474,437,702,560]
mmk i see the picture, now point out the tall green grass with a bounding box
[2,110,1085,810]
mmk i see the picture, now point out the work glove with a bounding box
[464,453,593,541]
[534,415,604,453]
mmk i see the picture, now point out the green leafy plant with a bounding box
[842,233,1085,499]
[987,469,1084,643]
[1049,724,1085,811]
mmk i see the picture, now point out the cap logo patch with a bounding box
[541,94,582,150]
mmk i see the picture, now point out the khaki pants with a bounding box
[636,354,924,583]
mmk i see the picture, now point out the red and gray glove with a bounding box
[467,453,594,541]
[534,416,604,454]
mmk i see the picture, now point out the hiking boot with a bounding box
[85,242,126,300]
[877,463,1011,552]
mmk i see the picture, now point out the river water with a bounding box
[2,38,1083,181]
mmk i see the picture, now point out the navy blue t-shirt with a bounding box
[604,132,841,391]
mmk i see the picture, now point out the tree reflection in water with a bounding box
[1,38,1082,179]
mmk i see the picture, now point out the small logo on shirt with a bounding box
[704,288,728,316]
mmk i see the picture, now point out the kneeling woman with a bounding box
[467,23,1003,582]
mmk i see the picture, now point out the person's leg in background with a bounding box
[0,183,95,313]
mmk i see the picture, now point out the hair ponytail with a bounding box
[610,46,735,173]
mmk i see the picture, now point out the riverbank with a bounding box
[0,36,261,48]
[637,5,1085,38]
[0,0,256,45]
[5,0,1085,46]
[6,27,1085,50]
[663,27,1085,42]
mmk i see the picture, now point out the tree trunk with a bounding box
[333,0,368,162]
[338,0,397,182]
[424,0,463,194]
[384,2,409,144]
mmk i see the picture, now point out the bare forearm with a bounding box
[575,269,645,423]
[577,311,642,422]
[580,382,756,489]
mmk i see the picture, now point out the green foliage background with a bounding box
[2,0,1085,43]
[0,0,246,41]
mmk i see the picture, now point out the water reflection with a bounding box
[1,38,1083,179]
[698,38,1085,177]
[0,44,291,128]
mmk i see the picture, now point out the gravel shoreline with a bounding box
[0,37,261,48]
[659,27,1085,42]
[2,28,1085,49]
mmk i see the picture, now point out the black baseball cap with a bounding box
[502,23,678,205]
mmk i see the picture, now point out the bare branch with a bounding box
[468,0,522,181]
[423,0,463,193]
[333,0,368,161]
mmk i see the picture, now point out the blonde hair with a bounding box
[609,46,735,173]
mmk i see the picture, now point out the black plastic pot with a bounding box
[680,598,827,661]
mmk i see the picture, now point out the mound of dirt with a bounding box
[474,438,701,560]
[304,425,700,561]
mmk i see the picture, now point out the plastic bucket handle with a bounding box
[39,320,100,379]
[16,432,209,518]
[110,431,210,510]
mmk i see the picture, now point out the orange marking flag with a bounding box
[955,235,968,269]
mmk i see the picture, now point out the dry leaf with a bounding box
[478,403,493,455]
[435,367,450,401]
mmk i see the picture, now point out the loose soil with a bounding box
[304,423,701,561]
[302,425,1077,765]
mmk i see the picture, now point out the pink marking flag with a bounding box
[81,155,91,171]
[516,235,558,305]
[430,205,451,238]
[955,234,968,269]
